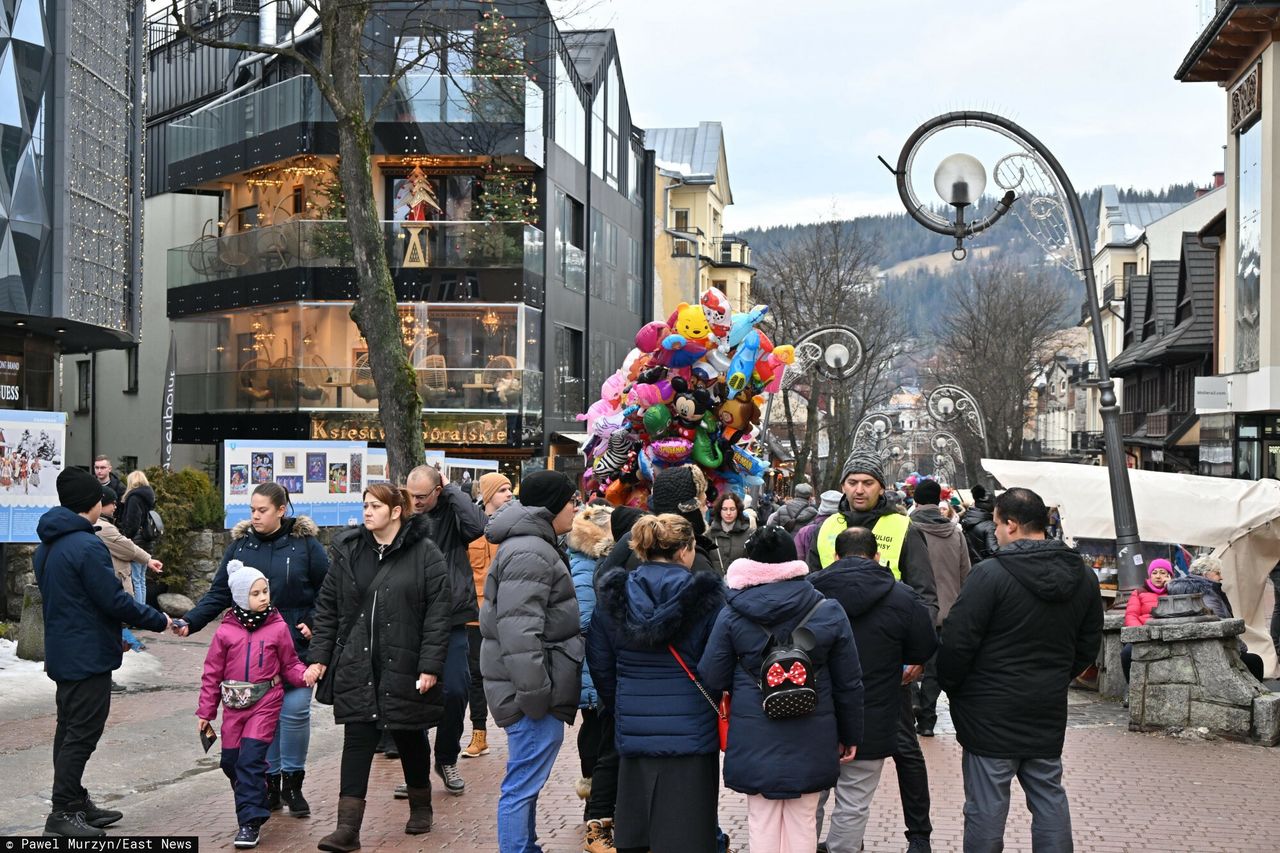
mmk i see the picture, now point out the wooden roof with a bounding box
[1177,1,1280,83]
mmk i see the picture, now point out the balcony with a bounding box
[717,236,754,268]
[159,73,544,189]
[1146,410,1189,439]
[169,220,542,289]
[175,365,541,417]
[1121,412,1147,436]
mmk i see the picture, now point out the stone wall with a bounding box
[4,526,346,623]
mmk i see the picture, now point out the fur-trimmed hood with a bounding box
[598,562,724,648]
[232,515,320,541]
[725,558,809,590]
[566,506,614,559]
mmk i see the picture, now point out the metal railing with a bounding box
[1120,412,1146,435]
[164,73,530,164]
[175,366,537,415]
[168,220,543,288]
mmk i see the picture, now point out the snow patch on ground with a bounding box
[0,639,166,710]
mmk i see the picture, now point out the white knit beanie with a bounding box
[227,559,267,609]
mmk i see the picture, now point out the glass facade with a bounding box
[1236,119,1262,372]
[553,53,584,163]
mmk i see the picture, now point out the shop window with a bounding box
[125,346,139,394]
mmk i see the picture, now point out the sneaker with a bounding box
[434,762,465,796]
[110,681,126,694]
[80,798,123,829]
[461,729,489,757]
[394,783,408,799]
[917,725,935,737]
[575,776,592,800]
[906,837,932,853]
[583,818,614,853]
[234,824,260,848]
[43,811,105,838]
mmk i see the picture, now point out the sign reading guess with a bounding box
[0,354,22,408]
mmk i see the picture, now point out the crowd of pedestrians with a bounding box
[35,454,1117,852]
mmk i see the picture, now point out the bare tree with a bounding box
[932,257,1069,472]
[168,0,556,483]
[756,220,905,489]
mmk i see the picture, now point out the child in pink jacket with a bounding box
[198,560,307,849]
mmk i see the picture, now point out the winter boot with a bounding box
[583,817,615,853]
[461,729,489,757]
[404,785,433,835]
[317,796,365,852]
[266,773,282,811]
[281,770,311,817]
[80,797,123,829]
[43,811,106,838]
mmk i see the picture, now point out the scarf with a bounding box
[1145,580,1169,596]
[232,604,274,632]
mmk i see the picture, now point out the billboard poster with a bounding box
[223,440,387,528]
[0,410,67,543]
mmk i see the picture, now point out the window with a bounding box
[124,345,139,394]
[1122,262,1136,284]
[76,361,90,414]
[627,236,644,314]
[556,190,585,292]
[121,456,138,474]
[1236,119,1263,371]
[553,53,585,163]
[673,209,689,231]
[553,325,584,418]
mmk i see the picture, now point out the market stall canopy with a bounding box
[982,459,1280,676]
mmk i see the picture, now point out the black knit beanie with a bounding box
[746,525,798,564]
[914,479,942,506]
[58,467,104,514]
[519,470,576,513]
[650,466,701,514]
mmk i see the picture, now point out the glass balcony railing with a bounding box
[167,220,543,288]
[175,366,538,415]
[164,74,532,165]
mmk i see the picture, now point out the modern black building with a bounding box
[0,0,143,413]
[145,1,654,473]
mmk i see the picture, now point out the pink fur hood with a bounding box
[725,558,809,590]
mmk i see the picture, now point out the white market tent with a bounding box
[982,459,1280,676]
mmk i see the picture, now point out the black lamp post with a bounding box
[883,110,1145,592]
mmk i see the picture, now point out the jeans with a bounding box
[121,627,143,651]
[266,683,313,774]
[339,723,430,799]
[52,672,113,811]
[893,686,932,840]
[816,758,886,853]
[434,626,471,766]
[584,711,617,821]
[961,751,1073,853]
[497,713,564,853]
[222,736,271,827]
[466,624,488,730]
[130,562,147,606]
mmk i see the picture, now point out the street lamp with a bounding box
[926,383,993,488]
[761,325,866,480]
[884,110,1145,593]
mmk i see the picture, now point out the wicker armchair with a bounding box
[238,358,274,408]
[416,354,454,405]
[484,355,521,406]
[351,354,378,402]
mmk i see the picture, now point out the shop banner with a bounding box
[0,409,67,543]
[162,331,177,471]
[223,439,388,528]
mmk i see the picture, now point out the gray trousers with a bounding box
[961,751,1073,853]
[815,759,885,853]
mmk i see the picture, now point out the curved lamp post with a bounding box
[926,383,993,488]
[884,110,1144,592]
[762,325,866,481]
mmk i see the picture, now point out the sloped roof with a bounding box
[561,30,613,83]
[647,122,725,185]
[1146,233,1217,360]
[1097,185,1186,249]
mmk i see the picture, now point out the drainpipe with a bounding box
[89,353,98,465]
[258,0,276,47]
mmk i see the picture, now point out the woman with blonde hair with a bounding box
[119,471,159,608]
[588,513,726,853]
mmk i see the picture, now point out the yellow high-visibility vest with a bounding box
[815,511,911,578]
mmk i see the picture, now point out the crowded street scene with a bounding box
[4,1,1280,851]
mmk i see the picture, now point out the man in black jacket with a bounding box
[405,464,487,796]
[960,484,998,565]
[768,482,817,532]
[939,488,1102,853]
[813,527,936,853]
[35,468,171,838]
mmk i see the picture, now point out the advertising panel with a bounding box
[223,440,388,528]
[0,409,66,542]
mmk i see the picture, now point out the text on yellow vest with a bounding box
[816,511,910,578]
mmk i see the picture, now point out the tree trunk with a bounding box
[329,4,424,484]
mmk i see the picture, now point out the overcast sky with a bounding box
[564,1,1226,231]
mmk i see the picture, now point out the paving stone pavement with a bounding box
[3,632,1280,851]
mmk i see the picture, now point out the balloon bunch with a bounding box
[578,288,795,507]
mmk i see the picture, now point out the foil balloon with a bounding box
[700,287,732,343]
[643,403,672,437]
[726,330,761,399]
[651,437,693,464]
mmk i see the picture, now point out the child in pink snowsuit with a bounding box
[198,560,307,849]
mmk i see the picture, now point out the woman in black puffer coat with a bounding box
[306,483,452,851]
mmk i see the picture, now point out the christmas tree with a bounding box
[472,1,525,123]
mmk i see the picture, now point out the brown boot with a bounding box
[317,797,364,852]
[404,785,433,835]
[461,729,489,757]
[583,818,615,853]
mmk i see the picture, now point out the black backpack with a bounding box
[749,600,826,720]
[143,508,164,541]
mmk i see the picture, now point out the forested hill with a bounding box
[737,184,1202,337]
